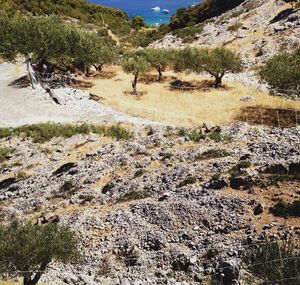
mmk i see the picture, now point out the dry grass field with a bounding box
[89,66,300,127]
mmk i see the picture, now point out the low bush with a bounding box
[259,48,300,99]
[178,176,197,187]
[0,147,15,162]
[228,161,251,178]
[227,22,242,32]
[173,25,204,43]
[0,123,133,142]
[177,128,233,143]
[268,174,300,185]
[196,149,230,160]
[270,200,300,217]
[117,190,151,203]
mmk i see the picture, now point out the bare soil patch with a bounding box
[237,106,300,128]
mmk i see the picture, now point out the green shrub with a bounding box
[117,190,151,203]
[0,123,133,142]
[0,147,15,162]
[0,0,131,37]
[0,219,81,285]
[131,16,146,30]
[227,22,242,32]
[170,0,245,30]
[268,174,300,185]
[228,161,251,177]
[159,152,173,160]
[178,175,197,187]
[259,48,300,98]
[196,149,230,160]
[173,25,204,43]
[270,200,300,217]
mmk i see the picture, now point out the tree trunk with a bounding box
[93,64,103,72]
[23,262,48,285]
[156,65,163,82]
[132,74,138,95]
[25,54,39,89]
[213,72,225,88]
[85,66,90,77]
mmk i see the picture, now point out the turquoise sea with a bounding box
[93,0,201,26]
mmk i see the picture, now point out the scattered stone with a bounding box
[253,204,264,215]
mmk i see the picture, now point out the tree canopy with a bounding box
[175,47,243,87]
[0,220,81,285]
[137,48,172,81]
[122,53,151,94]
[0,14,117,75]
[259,48,300,98]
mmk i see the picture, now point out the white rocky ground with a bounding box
[151,0,300,66]
[0,63,156,128]
[0,123,299,284]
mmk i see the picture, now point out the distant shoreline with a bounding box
[93,0,201,26]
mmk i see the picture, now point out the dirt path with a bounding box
[0,63,157,128]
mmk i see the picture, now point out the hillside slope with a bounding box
[0,0,131,36]
[152,0,300,65]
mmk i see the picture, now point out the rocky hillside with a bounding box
[152,0,300,65]
[0,123,299,284]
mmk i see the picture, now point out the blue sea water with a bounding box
[92,0,201,26]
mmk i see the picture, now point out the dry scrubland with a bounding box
[89,66,300,127]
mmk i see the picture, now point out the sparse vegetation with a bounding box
[178,176,197,187]
[227,22,242,32]
[0,219,81,285]
[196,149,231,160]
[55,179,79,198]
[268,173,300,185]
[0,123,133,142]
[270,200,300,217]
[0,147,15,162]
[159,152,173,161]
[117,190,151,203]
[242,239,300,285]
[172,25,204,43]
[177,128,233,143]
[228,161,251,178]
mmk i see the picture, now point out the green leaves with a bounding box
[259,48,300,98]
[0,14,117,73]
[122,53,151,76]
[175,47,242,87]
[0,220,81,283]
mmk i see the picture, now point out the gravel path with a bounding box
[0,63,157,128]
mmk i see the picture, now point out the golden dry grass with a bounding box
[89,66,300,127]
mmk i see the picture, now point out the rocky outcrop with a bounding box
[0,123,299,284]
[151,0,300,67]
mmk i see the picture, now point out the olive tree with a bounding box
[175,47,243,88]
[259,48,300,98]
[138,48,172,82]
[122,53,151,94]
[0,14,113,76]
[0,220,81,285]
